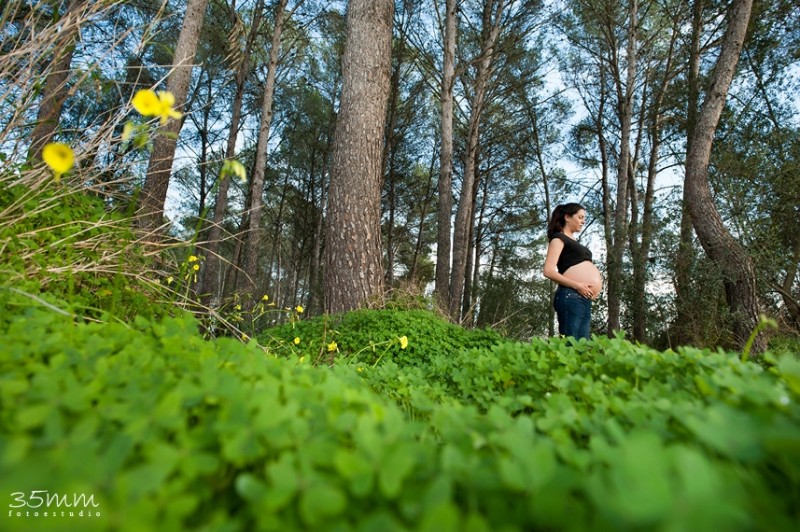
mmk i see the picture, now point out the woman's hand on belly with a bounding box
[571,281,596,299]
[563,262,603,299]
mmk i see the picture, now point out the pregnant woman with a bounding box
[543,203,603,340]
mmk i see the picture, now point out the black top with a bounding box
[550,232,592,274]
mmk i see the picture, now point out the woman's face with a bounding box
[565,209,586,233]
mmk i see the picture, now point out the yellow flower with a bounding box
[262,294,269,302]
[131,89,182,124]
[241,333,249,341]
[42,142,74,180]
[299,356,305,363]
[234,304,242,311]
[357,367,363,373]
[132,89,161,116]
[327,341,338,352]
[188,255,198,262]
[294,337,301,345]
[295,305,304,314]
[192,264,200,271]
[399,336,408,350]
[166,276,174,285]
[156,91,182,124]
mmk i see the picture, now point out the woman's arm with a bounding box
[543,238,594,297]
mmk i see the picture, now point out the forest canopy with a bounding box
[1,0,799,346]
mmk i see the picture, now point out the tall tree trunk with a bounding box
[307,173,326,314]
[435,0,457,310]
[382,12,408,289]
[631,109,658,342]
[137,0,209,236]
[266,170,292,296]
[464,171,488,325]
[201,0,265,306]
[607,0,638,335]
[462,215,476,324]
[631,107,660,342]
[238,0,290,301]
[386,161,397,287]
[595,68,613,290]
[631,30,677,343]
[27,0,84,162]
[410,147,437,281]
[684,0,762,352]
[477,235,499,326]
[294,145,318,305]
[306,88,338,315]
[450,0,505,321]
[529,102,554,336]
[779,240,800,328]
[324,0,394,314]
[673,0,704,345]
[196,72,213,221]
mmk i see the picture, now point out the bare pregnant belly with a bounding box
[563,261,603,299]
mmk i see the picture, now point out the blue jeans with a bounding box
[554,286,591,340]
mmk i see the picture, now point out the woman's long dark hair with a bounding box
[547,203,584,240]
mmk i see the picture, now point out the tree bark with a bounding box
[594,69,613,299]
[606,0,637,335]
[530,108,554,337]
[435,0,458,310]
[324,0,394,314]
[631,27,677,343]
[673,0,704,346]
[238,0,290,301]
[27,0,84,162]
[450,0,505,321]
[779,238,800,328]
[381,8,411,289]
[137,0,209,236]
[265,169,293,296]
[463,170,488,325]
[200,0,265,306]
[410,146,437,282]
[306,78,338,315]
[196,71,213,221]
[684,0,762,352]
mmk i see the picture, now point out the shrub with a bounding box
[258,308,504,366]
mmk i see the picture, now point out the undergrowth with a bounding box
[258,308,504,366]
[0,182,166,321]
[2,298,799,531]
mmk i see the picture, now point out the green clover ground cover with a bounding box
[1,186,799,531]
[258,308,503,366]
[2,292,800,531]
